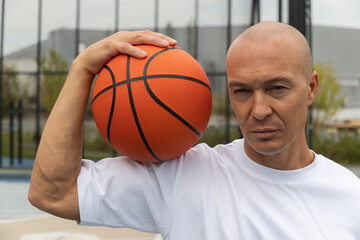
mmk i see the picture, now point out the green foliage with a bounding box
[198,125,240,147]
[212,91,235,116]
[40,49,68,114]
[313,131,360,165]
[1,129,37,158]
[311,62,358,164]
[312,62,344,130]
[2,65,29,115]
[85,133,111,152]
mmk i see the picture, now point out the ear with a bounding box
[307,71,319,106]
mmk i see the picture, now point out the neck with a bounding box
[243,136,315,170]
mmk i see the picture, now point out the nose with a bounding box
[250,91,272,121]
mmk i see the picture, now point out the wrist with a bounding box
[69,57,96,85]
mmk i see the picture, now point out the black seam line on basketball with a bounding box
[104,65,116,146]
[126,55,163,162]
[92,73,211,104]
[150,74,211,91]
[143,48,202,138]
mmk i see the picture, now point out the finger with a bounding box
[103,30,178,60]
[128,30,177,47]
[112,42,148,59]
[145,31,178,46]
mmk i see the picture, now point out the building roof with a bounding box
[327,119,360,129]
[4,25,360,108]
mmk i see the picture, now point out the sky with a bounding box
[1,0,360,55]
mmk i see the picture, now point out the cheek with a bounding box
[281,97,308,129]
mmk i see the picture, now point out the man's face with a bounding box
[227,37,315,158]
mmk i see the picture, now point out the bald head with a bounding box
[227,21,313,77]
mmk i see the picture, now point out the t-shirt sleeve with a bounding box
[77,157,175,234]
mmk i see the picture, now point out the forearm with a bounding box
[29,60,93,220]
[38,61,91,175]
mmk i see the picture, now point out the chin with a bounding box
[254,146,284,156]
[246,139,286,156]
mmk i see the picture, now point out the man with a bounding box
[29,21,360,239]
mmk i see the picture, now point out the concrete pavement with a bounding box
[0,216,160,240]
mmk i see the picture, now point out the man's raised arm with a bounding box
[28,31,177,221]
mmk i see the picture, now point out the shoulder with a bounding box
[78,139,245,186]
[184,138,244,161]
[161,139,245,177]
[317,154,358,178]
[316,154,360,189]
[129,139,245,179]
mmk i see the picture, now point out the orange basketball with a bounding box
[91,45,212,162]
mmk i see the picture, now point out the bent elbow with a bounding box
[27,181,80,221]
[27,184,48,212]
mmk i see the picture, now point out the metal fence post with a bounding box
[35,0,42,152]
[114,0,119,33]
[0,0,6,167]
[251,0,260,26]
[278,0,282,22]
[9,100,14,166]
[18,99,22,164]
[289,0,313,148]
[154,0,159,32]
[224,0,232,143]
[193,0,199,60]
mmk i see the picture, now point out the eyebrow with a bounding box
[228,77,294,88]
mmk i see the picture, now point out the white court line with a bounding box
[20,232,101,240]
[0,214,51,224]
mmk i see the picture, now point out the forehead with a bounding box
[228,77,295,89]
[226,38,303,83]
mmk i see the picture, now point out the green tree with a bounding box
[212,91,236,117]
[40,49,68,114]
[312,62,344,130]
[2,64,29,115]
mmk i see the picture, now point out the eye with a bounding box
[272,85,286,90]
[268,85,288,96]
[234,88,249,94]
[233,88,252,97]
[231,88,252,101]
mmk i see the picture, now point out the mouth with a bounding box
[250,128,279,138]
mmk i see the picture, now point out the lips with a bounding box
[250,128,279,138]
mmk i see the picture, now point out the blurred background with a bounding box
[0,0,360,164]
[0,0,359,239]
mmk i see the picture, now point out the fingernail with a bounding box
[161,39,169,45]
[138,49,147,57]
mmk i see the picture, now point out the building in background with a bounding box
[4,25,360,124]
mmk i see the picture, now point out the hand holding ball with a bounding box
[91,45,212,162]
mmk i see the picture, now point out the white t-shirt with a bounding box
[78,139,360,240]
